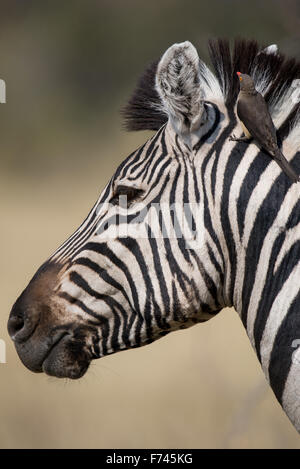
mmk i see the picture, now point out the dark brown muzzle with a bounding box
[7,261,93,379]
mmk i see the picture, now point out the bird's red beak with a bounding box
[237,71,242,81]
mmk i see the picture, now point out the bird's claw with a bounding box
[229,134,237,141]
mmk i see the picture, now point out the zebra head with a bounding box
[8,39,300,432]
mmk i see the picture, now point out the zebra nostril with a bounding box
[8,314,25,340]
[7,306,38,343]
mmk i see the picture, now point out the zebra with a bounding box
[8,38,300,433]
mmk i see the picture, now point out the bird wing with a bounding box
[237,92,278,153]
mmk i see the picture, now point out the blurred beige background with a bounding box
[1,0,300,449]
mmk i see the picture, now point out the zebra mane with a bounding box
[122,38,300,139]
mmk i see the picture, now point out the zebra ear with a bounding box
[262,44,278,55]
[155,41,205,146]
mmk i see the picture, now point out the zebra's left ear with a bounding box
[156,41,205,147]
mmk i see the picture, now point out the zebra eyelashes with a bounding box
[111,184,144,207]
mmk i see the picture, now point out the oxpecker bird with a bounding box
[230,72,300,184]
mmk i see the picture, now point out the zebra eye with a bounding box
[111,185,143,206]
